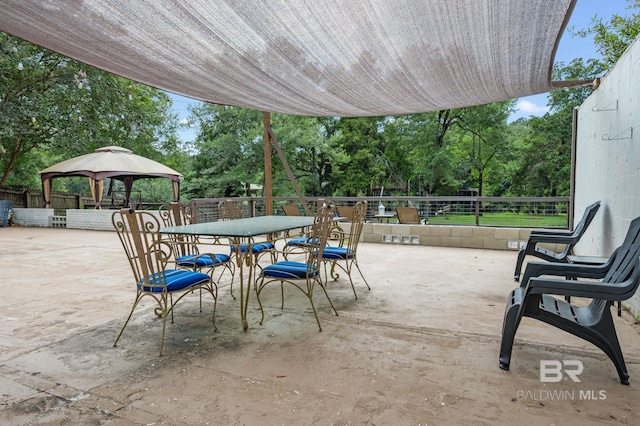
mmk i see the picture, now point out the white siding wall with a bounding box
[575,36,640,314]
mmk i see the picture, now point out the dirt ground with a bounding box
[2,225,640,425]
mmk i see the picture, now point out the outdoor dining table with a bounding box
[160,215,317,331]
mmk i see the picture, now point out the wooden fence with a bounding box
[1,188,95,214]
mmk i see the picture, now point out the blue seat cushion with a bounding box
[139,269,210,292]
[322,247,354,260]
[176,253,231,267]
[231,242,275,254]
[285,237,320,247]
[262,261,319,279]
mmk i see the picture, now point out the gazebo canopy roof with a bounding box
[0,0,581,117]
[39,146,182,182]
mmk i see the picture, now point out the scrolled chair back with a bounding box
[112,209,173,290]
[307,203,335,265]
[348,200,368,250]
[158,202,192,227]
[218,199,244,221]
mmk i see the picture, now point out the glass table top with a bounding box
[160,215,316,237]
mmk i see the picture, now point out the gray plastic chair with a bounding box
[513,201,601,281]
[1,200,13,227]
[500,216,640,385]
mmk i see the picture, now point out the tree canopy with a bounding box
[1,1,639,202]
[0,32,181,200]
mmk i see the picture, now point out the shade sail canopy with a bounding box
[0,0,579,117]
[40,146,182,209]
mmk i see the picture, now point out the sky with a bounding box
[510,0,634,121]
[168,0,635,141]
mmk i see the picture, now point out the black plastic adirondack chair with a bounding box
[499,216,640,385]
[513,200,601,281]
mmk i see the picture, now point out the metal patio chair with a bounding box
[396,207,424,224]
[159,202,236,300]
[256,204,338,331]
[112,209,218,355]
[322,201,371,299]
[218,199,276,294]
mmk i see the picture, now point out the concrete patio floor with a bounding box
[1,226,640,425]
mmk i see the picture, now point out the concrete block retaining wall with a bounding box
[11,208,565,253]
[66,209,120,231]
[12,208,55,227]
[352,222,563,252]
[360,223,565,252]
[12,209,162,231]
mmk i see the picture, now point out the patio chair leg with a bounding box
[113,297,141,349]
[159,308,169,357]
[513,246,528,281]
[316,280,339,317]
[499,288,525,370]
[353,260,371,291]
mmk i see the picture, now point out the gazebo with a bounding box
[39,146,182,209]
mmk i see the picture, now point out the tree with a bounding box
[0,33,78,187]
[384,111,462,196]
[324,117,387,196]
[510,59,606,197]
[0,32,180,192]
[453,101,515,196]
[183,104,263,198]
[571,0,640,68]
[270,114,345,197]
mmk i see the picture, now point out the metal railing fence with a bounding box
[189,196,571,229]
[0,186,571,229]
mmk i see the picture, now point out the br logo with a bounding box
[540,360,583,382]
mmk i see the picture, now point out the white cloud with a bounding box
[516,99,549,115]
[179,117,194,127]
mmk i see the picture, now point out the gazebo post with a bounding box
[42,177,52,209]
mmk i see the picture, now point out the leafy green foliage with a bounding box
[3,2,637,202]
[509,58,607,197]
[570,0,640,67]
[183,105,263,198]
[1,32,181,202]
[453,101,515,196]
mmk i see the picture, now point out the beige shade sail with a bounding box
[0,0,579,117]
[40,146,182,209]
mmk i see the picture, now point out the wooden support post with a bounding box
[263,112,273,215]
[266,126,309,215]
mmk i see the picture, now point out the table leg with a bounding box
[233,238,254,331]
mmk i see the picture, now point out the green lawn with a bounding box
[425,211,568,228]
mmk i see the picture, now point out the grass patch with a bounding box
[426,212,567,228]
